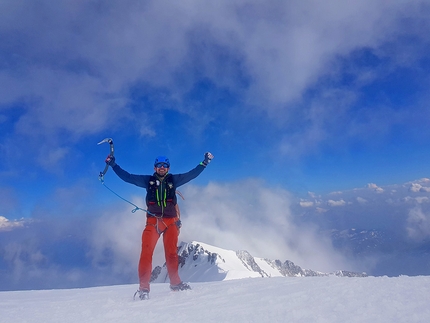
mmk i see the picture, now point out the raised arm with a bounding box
[173,152,214,187]
[105,155,150,188]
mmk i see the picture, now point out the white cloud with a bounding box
[405,179,430,192]
[409,183,422,192]
[179,180,348,272]
[308,192,320,199]
[356,197,367,204]
[0,216,27,232]
[37,146,70,173]
[88,201,144,276]
[327,199,347,207]
[406,206,430,240]
[2,241,46,281]
[416,178,430,183]
[300,200,314,207]
[1,0,429,166]
[367,183,384,193]
[416,197,429,203]
[316,207,328,214]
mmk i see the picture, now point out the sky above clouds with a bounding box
[1,0,430,290]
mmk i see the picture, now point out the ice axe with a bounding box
[98,138,114,180]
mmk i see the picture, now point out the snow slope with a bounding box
[1,276,430,323]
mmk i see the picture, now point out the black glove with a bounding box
[202,152,214,166]
[105,155,116,167]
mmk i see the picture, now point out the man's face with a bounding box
[154,163,169,176]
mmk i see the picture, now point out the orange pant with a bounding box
[138,217,181,291]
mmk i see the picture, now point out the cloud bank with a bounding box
[178,179,349,272]
[0,179,351,290]
[1,0,430,168]
[2,177,430,290]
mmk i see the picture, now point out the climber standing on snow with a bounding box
[105,152,214,300]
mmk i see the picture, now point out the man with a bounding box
[105,152,214,300]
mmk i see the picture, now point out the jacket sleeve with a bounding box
[112,164,150,188]
[173,164,206,187]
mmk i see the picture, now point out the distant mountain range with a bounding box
[330,228,401,255]
[151,241,367,283]
[329,228,430,276]
[291,178,430,276]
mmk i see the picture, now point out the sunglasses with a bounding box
[155,163,170,168]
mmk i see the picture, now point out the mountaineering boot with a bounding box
[134,289,149,300]
[170,281,191,291]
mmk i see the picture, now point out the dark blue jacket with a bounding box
[112,164,205,218]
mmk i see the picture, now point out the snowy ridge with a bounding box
[151,241,367,283]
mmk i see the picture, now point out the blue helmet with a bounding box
[154,155,170,167]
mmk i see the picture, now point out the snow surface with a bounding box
[1,276,430,323]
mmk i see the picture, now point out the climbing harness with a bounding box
[151,216,169,235]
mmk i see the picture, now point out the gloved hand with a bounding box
[202,152,214,166]
[105,155,116,167]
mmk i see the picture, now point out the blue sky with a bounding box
[1,0,430,290]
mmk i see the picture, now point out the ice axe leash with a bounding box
[97,137,152,214]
